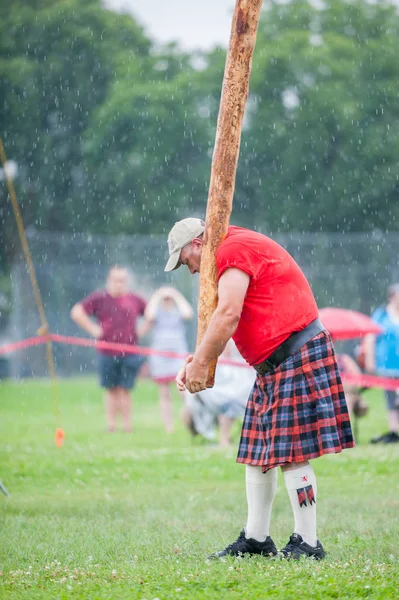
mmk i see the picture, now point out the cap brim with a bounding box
[164,249,181,272]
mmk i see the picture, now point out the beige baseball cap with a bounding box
[165,218,205,272]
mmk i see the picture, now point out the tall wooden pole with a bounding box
[196,0,263,386]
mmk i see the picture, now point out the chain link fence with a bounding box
[8,228,399,378]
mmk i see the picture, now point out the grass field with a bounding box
[1,377,399,599]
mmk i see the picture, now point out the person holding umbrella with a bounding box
[364,284,399,444]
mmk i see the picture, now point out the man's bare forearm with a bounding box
[71,304,101,338]
[194,308,239,366]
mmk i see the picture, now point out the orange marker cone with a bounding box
[55,428,65,447]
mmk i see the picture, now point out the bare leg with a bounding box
[388,409,399,433]
[281,460,309,473]
[119,387,132,433]
[159,383,174,433]
[218,414,234,448]
[104,388,118,432]
[343,389,355,418]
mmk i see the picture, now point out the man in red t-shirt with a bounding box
[165,218,354,560]
[71,266,146,433]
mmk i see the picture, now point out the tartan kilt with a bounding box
[237,331,355,472]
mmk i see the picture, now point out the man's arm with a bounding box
[70,303,102,339]
[182,268,250,393]
[195,268,250,364]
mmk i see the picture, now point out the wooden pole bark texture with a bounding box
[196,0,263,387]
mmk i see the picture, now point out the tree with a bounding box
[0,0,152,267]
[83,45,212,234]
[188,0,399,233]
[2,0,399,277]
[237,0,399,232]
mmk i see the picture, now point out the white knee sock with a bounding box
[245,465,277,542]
[283,464,317,547]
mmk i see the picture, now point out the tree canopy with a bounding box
[1,0,399,271]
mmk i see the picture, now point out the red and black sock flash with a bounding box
[296,485,316,507]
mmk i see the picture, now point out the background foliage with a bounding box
[2,0,399,273]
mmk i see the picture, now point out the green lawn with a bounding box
[1,377,398,599]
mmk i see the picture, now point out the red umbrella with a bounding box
[319,307,383,340]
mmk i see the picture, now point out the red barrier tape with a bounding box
[49,333,191,360]
[0,335,49,354]
[1,333,398,391]
[339,373,399,392]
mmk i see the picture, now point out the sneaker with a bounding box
[280,533,326,560]
[382,432,399,444]
[208,529,278,559]
[370,431,399,444]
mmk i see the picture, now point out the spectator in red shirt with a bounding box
[165,218,354,561]
[70,266,146,433]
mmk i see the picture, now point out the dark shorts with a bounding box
[237,331,355,472]
[98,353,145,390]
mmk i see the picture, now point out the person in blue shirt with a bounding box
[365,283,399,443]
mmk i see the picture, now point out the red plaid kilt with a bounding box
[237,331,355,472]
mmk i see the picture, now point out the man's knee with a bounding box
[280,460,309,473]
[106,387,119,394]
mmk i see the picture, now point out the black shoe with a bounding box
[382,432,399,444]
[370,431,399,444]
[208,529,278,559]
[280,533,326,560]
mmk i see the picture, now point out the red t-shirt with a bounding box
[81,290,146,355]
[216,226,318,366]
